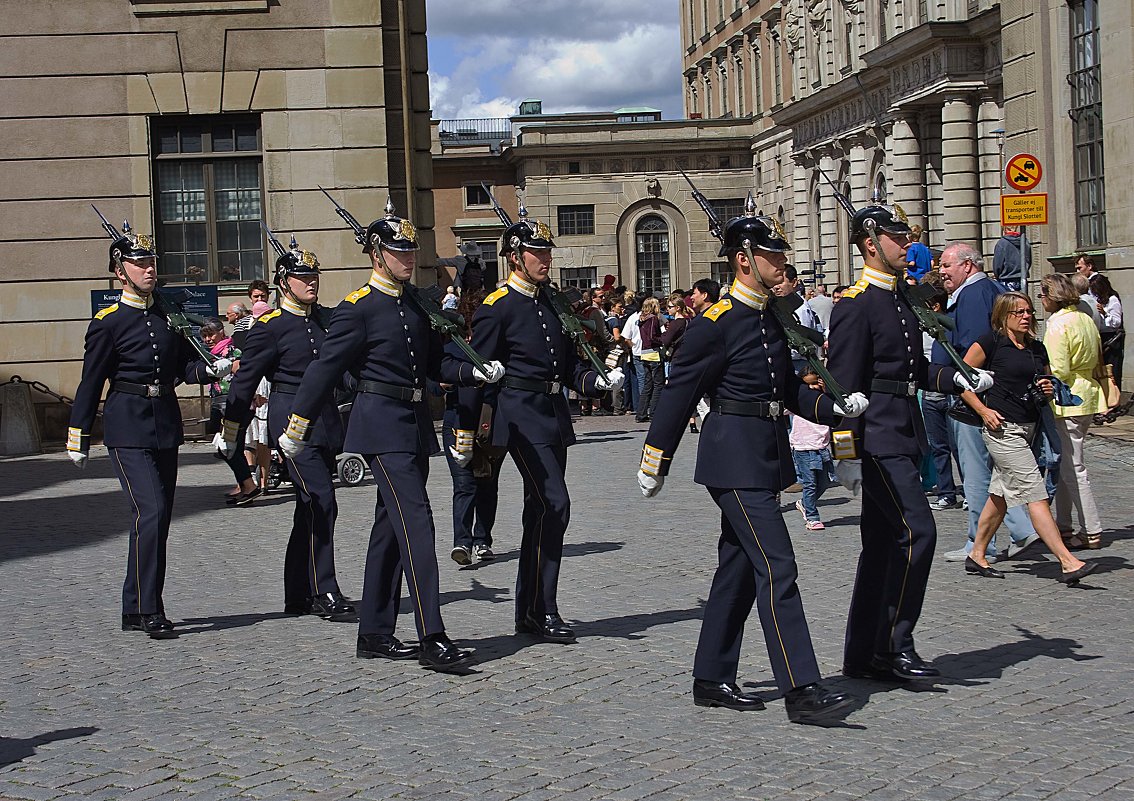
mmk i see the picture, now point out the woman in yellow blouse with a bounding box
[1040,273,1104,550]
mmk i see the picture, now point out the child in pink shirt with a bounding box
[790,368,837,530]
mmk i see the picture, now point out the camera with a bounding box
[1022,376,1051,410]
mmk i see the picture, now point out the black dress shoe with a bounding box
[841,662,899,682]
[418,633,474,673]
[357,633,420,660]
[965,556,1006,578]
[283,599,310,616]
[308,592,358,622]
[784,683,855,726]
[870,650,941,681]
[515,612,576,643]
[1058,561,1099,585]
[692,679,766,711]
[233,487,262,507]
[122,613,177,639]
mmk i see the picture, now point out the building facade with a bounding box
[0,0,434,438]
[681,0,1134,318]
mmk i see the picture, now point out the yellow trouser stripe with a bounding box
[112,448,143,616]
[373,455,428,635]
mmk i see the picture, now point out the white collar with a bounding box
[368,269,403,297]
[280,295,311,316]
[507,272,539,297]
[119,289,153,310]
[861,265,898,291]
[947,271,988,307]
[729,279,769,310]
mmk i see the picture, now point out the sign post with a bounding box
[1002,153,1044,298]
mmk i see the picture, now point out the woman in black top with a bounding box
[960,292,1097,584]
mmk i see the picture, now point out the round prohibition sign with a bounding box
[1006,153,1043,191]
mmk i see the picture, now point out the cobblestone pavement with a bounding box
[2,416,1133,801]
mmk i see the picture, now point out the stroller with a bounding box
[264,398,370,488]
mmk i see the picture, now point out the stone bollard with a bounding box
[0,378,43,456]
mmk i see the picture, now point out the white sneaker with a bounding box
[472,544,494,562]
[1006,533,1041,559]
[944,546,997,564]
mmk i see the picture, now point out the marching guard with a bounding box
[636,206,869,726]
[458,207,624,644]
[68,215,232,639]
[825,201,992,681]
[218,231,355,622]
[283,199,503,673]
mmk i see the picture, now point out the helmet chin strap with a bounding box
[373,246,404,285]
[512,246,546,286]
[864,220,899,274]
[741,242,775,294]
[116,258,151,299]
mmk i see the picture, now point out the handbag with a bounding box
[947,396,983,427]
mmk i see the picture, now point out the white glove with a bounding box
[473,360,505,384]
[448,446,473,468]
[214,432,236,459]
[207,357,233,379]
[955,369,994,393]
[277,431,306,459]
[835,459,863,496]
[637,470,663,498]
[68,450,88,469]
[596,367,625,392]
[833,392,869,418]
[696,397,710,422]
[449,429,474,468]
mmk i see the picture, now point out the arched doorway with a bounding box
[635,215,670,294]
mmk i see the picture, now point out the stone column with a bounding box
[847,140,870,282]
[792,158,812,266]
[976,96,1005,260]
[890,113,927,230]
[941,94,982,244]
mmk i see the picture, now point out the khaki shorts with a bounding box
[982,421,1049,506]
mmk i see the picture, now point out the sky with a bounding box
[425,0,685,121]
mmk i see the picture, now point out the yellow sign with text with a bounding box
[1001,193,1048,226]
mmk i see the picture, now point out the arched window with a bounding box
[874,171,888,203]
[635,215,671,294]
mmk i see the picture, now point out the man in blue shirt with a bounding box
[934,242,1039,562]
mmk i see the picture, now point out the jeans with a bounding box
[1035,405,1062,501]
[638,360,663,421]
[622,355,641,413]
[792,449,835,521]
[922,393,959,502]
[951,418,1036,555]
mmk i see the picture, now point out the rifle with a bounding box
[92,205,216,365]
[479,184,611,381]
[815,170,980,385]
[317,189,491,371]
[680,174,852,405]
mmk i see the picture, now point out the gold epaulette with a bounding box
[483,286,509,306]
[257,309,282,324]
[841,279,870,300]
[344,285,371,304]
[703,298,732,321]
[94,303,119,321]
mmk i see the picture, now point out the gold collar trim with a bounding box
[281,296,311,316]
[729,279,769,310]
[119,290,153,310]
[862,265,898,291]
[368,269,403,297]
[507,272,538,297]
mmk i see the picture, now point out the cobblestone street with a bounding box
[2,417,1133,800]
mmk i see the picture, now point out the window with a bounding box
[635,215,671,294]
[719,64,729,117]
[567,161,582,174]
[772,35,783,105]
[557,205,595,236]
[703,75,713,118]
[560,267,596,289]
[1070,0,1106,248]
[711,261,733,287]
[464,183,491,208]
[152,115,264,284]
[712,198,747,220]
[735,56,745,117]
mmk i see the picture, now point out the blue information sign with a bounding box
[89,285,220,320]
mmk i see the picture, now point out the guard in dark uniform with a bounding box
[283,200,503,673]
[68,219,232,639]
[636,209,868,726]
[825,202,992,682]
[218,234,355,622]
[458,207,624,644]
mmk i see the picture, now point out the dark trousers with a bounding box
[509,441,570,621]
[694,487,821,693]
[844,454,937,667]
[283,446,340,604]
[638,360,664,421]
[922,393,959,501]
[109,447,179,616]
[443,426,501,549]
[359,451,444,640]
[209,396,252,485]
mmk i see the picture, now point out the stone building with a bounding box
[432,106,756,294]
[680,0,1134,311]
[0,0,434,439]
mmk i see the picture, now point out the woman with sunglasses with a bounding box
[958,291,1097,584]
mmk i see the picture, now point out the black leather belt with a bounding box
[502,376,562,394]
[357,380,424,402]
[271,379,302,394]
[871,378,919,397]
[709,398,784,418]
[109,381,173,398]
